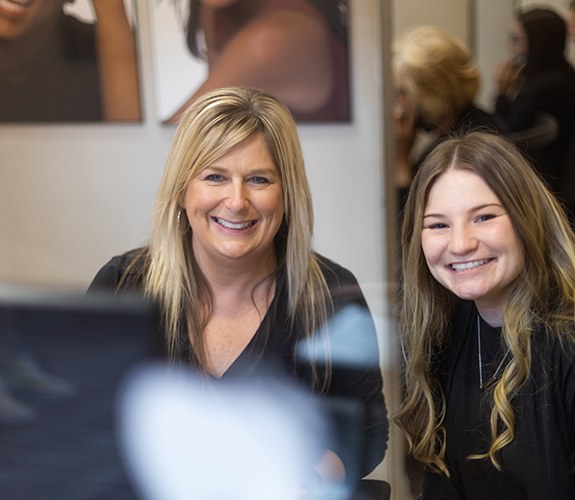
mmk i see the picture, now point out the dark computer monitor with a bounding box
[0,286,161,500]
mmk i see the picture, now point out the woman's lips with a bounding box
[212,216,257,230]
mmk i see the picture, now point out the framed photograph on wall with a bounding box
[0,0,141,123]
[150,0,351,124]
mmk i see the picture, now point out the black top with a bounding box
[88,248,388,488]
[0,12,102,122]
[423,301,575,499]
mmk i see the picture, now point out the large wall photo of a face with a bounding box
[0,0,141,123]
[150,0,350,124]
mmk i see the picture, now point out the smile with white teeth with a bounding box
[450,258,491,272]
[213,217,256,230]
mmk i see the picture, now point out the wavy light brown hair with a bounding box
[395,131,575,474]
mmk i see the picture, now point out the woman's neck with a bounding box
[475,302,504,327]
[197,251,277,295]
[203,259,277,321]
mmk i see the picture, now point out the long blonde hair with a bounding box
[396,131,575,474]
[144,87,330,380]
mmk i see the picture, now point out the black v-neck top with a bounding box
[88,249,388,486]
[423,301,575,499]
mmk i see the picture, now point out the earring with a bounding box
[177,208,189,233]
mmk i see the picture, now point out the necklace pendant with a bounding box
[477,315,484,390]
[476,314,510,390]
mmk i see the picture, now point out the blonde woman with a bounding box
[89,86,388,498]
[393,26,506,206]
[396,131,575,498]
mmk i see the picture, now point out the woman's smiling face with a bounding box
[421,168,524,320]
[181,133,284,269]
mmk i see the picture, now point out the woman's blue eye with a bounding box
[476,214,495,223]
[428,223,448,229]
[205,173,224,182]
[250,176,270,185]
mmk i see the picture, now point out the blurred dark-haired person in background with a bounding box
[494,7,575,221]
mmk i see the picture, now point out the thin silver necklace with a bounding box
[476,315,511,389]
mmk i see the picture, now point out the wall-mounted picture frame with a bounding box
[150,0,351,124]
[0,0,141,123]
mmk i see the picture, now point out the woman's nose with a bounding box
[448,225,478,254]
[225,181,249,211]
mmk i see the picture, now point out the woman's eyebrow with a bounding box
[423,203,504,219]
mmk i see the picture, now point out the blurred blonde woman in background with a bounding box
[393,26,506,210]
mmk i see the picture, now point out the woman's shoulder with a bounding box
[103,247,148,273]
[87,247,148,294]
[314,253,357,284]
[312,253,369,308]
[536,321,575,352]
[520,70,575,100]
[531,321,575,382]
[528,323,575,426]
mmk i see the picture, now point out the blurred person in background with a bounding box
[493,7,575,221]
[392,26,506,213]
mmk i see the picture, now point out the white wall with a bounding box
[521,0,570,13]
[393,0,471,42]
[474,0,518,110]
